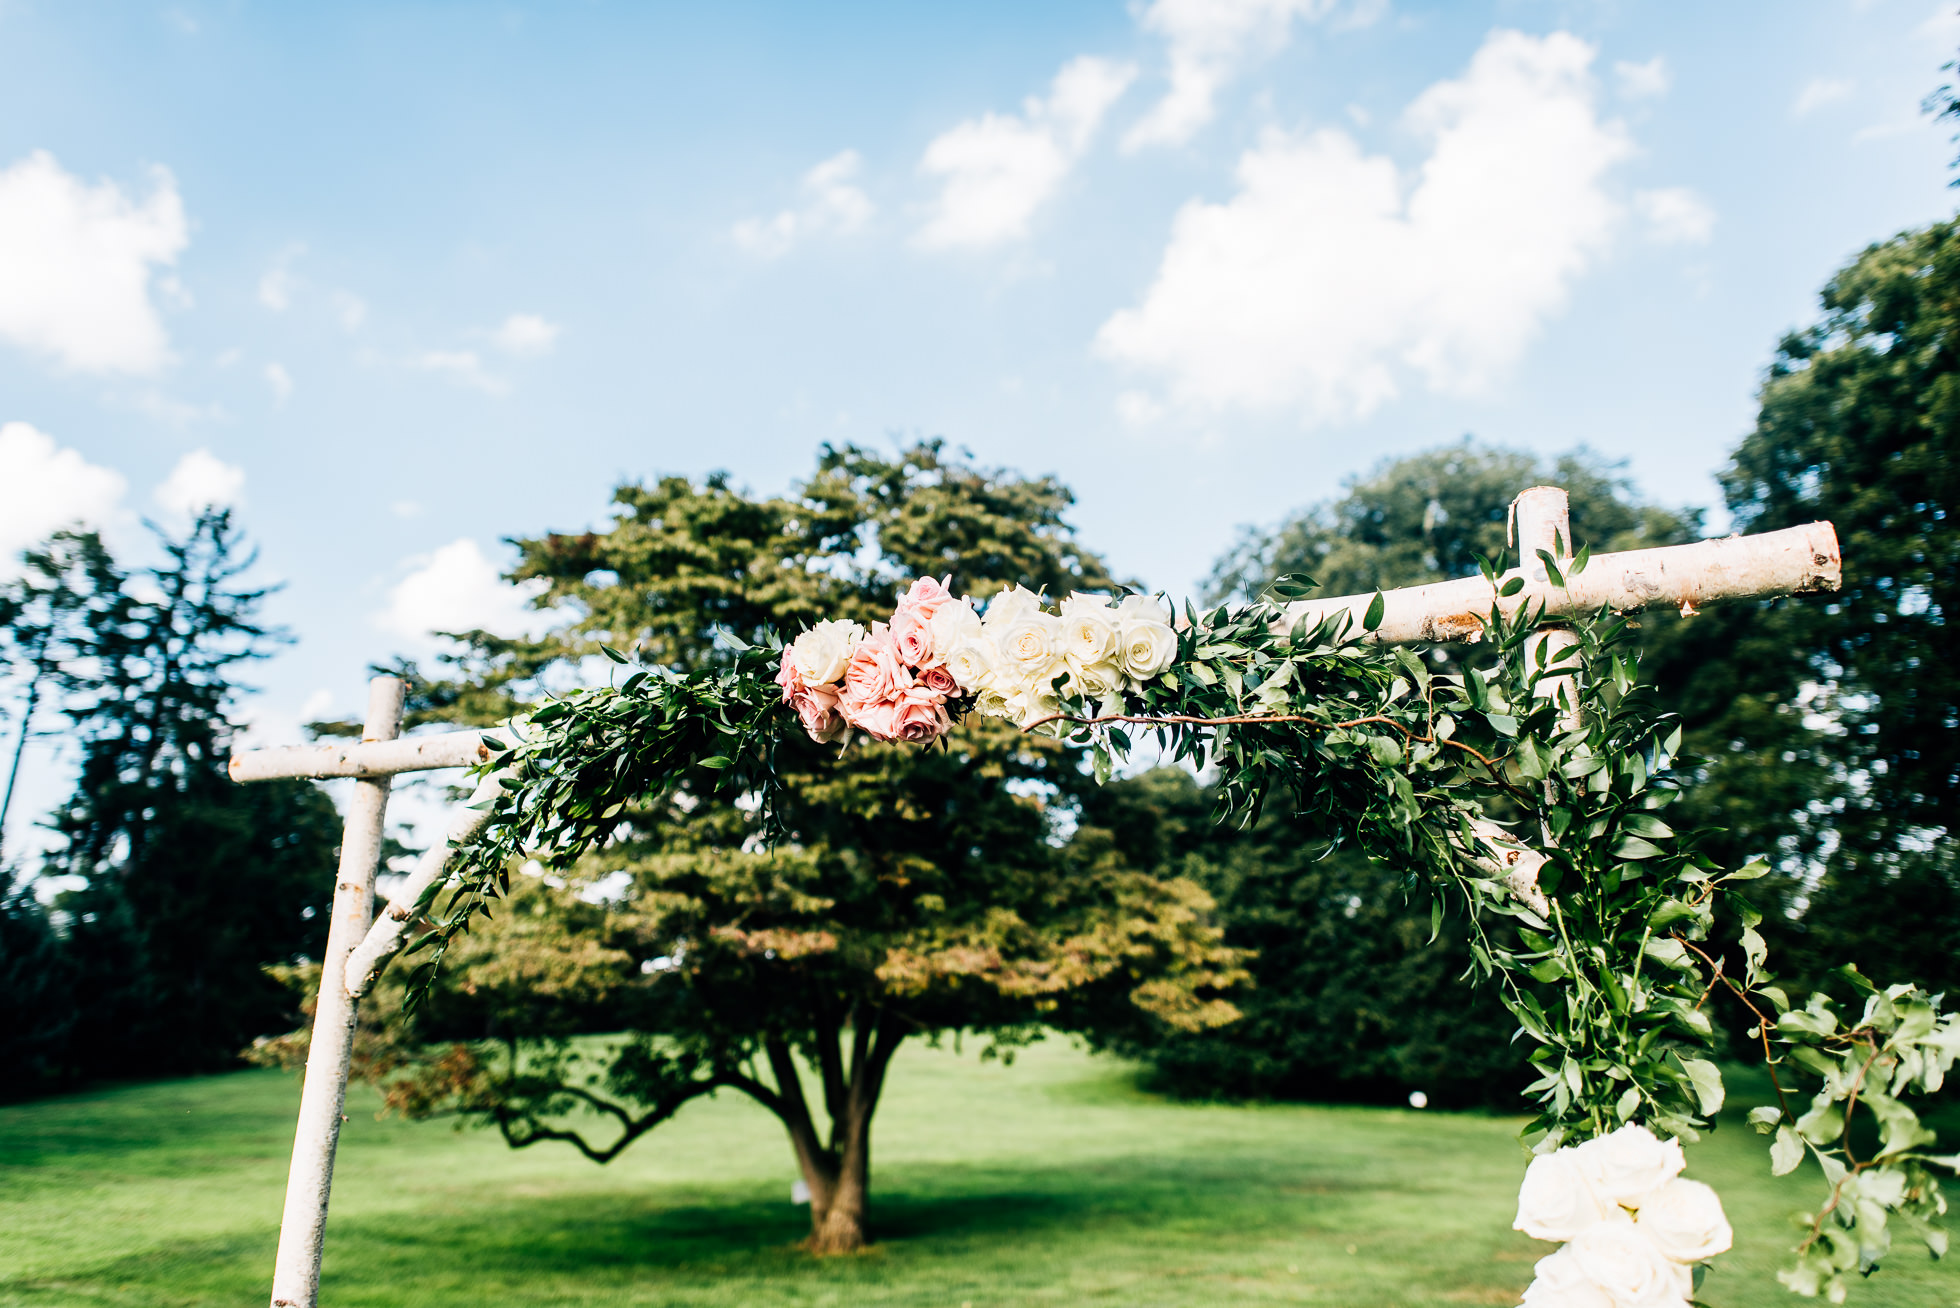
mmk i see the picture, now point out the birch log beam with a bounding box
[1276,520,1841,645]
[230,729,495,782]
[268,676,402,1308]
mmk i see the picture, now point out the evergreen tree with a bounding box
[42,510,339,1077]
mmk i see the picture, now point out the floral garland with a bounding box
[1515,1123,1733,1307]
[773,575,1179,745]
[420,571,1955,1305]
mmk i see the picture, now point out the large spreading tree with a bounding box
[344,442,1245,1252]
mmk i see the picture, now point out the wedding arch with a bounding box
[234,488,1955,1308]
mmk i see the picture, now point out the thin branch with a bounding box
[1673,933,1793,1119]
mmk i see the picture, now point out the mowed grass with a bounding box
[1,1040,1955,1307]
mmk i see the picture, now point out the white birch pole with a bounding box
[1276,519,1840,645]
[342,766,513,1000]
[1512,486,1582,731]
[268,675,402,1308]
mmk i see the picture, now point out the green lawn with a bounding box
[1,1039,1953,1307]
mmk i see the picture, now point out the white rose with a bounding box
[1058,594,1118,669]
[1115,593,1173,626]
[973,686,1014,721]
[1634,1178,1732,1263]
[1116,616,1178,684]
[1067,657,1126,704]
[790,619,865,685]
[1515,1149,1611,1242]
[944,637,999,693]
[1574,1125,1686,1210]
[982,584,1044,636]
[1007,682,1063,733]
[1567,1216,1689,1308]
[1521,1247,1615,1308]
[927,598,984,663]
[998,613,1063,675]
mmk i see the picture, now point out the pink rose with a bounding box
[889,607,934,668]
[892,687,951,743]
[843,696,901,741]
[775,646,804,701]
[791,683,848,744]
[919,664,959,696]
[898,576,954,620]
[840,629,913,739]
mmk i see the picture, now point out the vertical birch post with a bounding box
[269,676,403,1308]
[1512,487,1581,730]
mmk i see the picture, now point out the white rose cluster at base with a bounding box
[1513,1124,1732,1308]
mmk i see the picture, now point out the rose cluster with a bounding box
[775,577,961,745]
[1513,1124,1733,1308]
[774,578,1182,745]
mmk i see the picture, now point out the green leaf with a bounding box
[601,644,629,664]
[1748,1105,1784,1134]
[1727,858,1772,881]
[1486,713,1518,737]
[1363,591,1386,632]
[1679,1057,1725,1114]
[1535,548,1567,588]
[1498,576,1524,597]
[1623,814,1674,839]
[696,755,733,769]
[1771,1123,1805,1176]
[1616,1086,1641,1122]
[1613,836,1665,860]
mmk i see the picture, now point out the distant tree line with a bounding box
[0,512,337,1098]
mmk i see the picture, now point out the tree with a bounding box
[1688,220,1960,994]
[350,442,1246,1252]
[1133,443,1699,1106]
[0,531,123,863]
[42,509,339,1077]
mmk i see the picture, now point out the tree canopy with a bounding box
[344,442,1246,1252]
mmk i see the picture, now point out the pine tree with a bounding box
[44,510,340,1077]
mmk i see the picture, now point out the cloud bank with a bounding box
[0,151,189,375]
[916,56,1135,250]
[1097,30,1635,424]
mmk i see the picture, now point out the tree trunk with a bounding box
[765,1013,903,1254]
[800,1093,873,1254]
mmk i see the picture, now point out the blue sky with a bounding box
[1,0,1955,852]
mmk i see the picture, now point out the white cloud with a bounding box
[917,56,1135,250]
[154,448,245,517]
[411,349,508,396]
[489,312,562,356]
[0,151,189,375]
[331,290,367,331]
[1792,76,1854,117]
[1096,30,1631,424]
[256,244,306,311]
[263,361,293,405]
[1116,390,1165,425]
[127,390,227,425]
[0,422,128,571]
[376,538,553,646]
[1613,57,1670,101]
[391,499,424,519]
[1635,187,1716,245]
[733,150,875,258]
[1124,0,1342,151]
